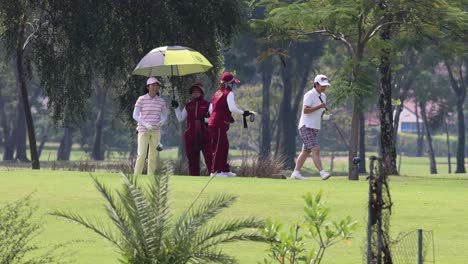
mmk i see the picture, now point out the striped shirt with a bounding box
[135,94,167,132]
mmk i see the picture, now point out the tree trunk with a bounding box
[359,108,366,173]
[415,99,424,157]
[393,49,415,145]
[454,102,465,173]
[277,60,296,169]
[37,132,48,159]
[444,119,452,174]
[445,60,466,174]
[378,20,398,176]
[348,97,360,180]
[0,81,15,160]
[57,127,73,161]
[420,101,437,174]
[260,62,273,158]
[91,83,109,160]
[13,97,28,161]
[16,15,40,169]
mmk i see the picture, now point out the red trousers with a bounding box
[184,121,212,176]
[208,125,230,173]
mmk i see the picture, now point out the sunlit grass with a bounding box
[0,169,467,263]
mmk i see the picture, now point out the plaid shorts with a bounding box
[298,126,319,151]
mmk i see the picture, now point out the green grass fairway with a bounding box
[0,170,467,263]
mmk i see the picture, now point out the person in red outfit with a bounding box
[172,83,212,176]
[208,72,253,177]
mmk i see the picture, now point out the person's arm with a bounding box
[159,104,168,126]
[208,103,212,114]
[303,104,326,114]
[303,93,326,114]
[175,107,187,122]
[133,106,151,129]
[227,92,244,114]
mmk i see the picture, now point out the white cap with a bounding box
[314,74,330,86]
[146,77,161,85]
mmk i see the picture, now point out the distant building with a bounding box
[365,99,437,133]
[396,103,423,133]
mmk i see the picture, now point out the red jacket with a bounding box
[185,97,210,130]
[208,87,232,130]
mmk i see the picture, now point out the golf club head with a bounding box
[352,156,361,165]
[156,143,163,152]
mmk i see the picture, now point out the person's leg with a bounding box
[294,150,310,171]
[209,126,220,173]
[134,131,149,175]
[201,130,212,175]
[185,131,200,176]
[292,126,313,179]
[147,130,160,175]
[209,126,230,175]
[219,127,230,173]
[311,146,324,171]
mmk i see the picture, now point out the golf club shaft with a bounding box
[318,95,351,151]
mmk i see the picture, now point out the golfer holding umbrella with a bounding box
[132,77,168,175]
[208,72,253,177]
[291,74,331,180]
[172,82,212,176]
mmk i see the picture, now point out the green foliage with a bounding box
[0,195,70,264]
[52,163,266,264]
[260,190,358,264]
[29,0,243,127]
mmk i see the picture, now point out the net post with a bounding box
[418,229,423,264]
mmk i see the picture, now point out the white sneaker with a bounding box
[223,171,237,177]
[211,172,228,177]
[320,171,331,180]
[290,171,308,180]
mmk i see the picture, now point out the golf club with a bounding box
[318,95,361,165]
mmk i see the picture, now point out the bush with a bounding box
[260,190,358,264]
[0,195,70,264]
[52,162,267,263]
[234,155,286,178]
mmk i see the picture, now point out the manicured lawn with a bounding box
[0,169,467,263]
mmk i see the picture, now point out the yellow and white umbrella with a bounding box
[132,46,213,98]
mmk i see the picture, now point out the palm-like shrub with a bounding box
[52,164,265,263]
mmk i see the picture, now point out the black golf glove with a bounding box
[171,100,179,108]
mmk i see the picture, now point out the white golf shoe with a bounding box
[223,171,237,177]
[290,171,308,180]
[210,172,229,178]
[320,171,331,180]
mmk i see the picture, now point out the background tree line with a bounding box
[0,0,466,176]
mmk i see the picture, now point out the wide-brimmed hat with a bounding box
[189,82,205,94]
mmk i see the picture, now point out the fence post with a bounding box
[418,229,423,264]
[367,175,372,264]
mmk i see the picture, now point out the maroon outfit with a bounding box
[184,97,212,176]
[208,87,232,173]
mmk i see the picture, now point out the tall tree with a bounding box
[259,59,274,158]
[0,0,41,169]
[377,0,398,176]
[444,57,467,173]
[90,77,108,160]
[254,0,468,179]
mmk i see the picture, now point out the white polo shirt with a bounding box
[298,88,326,130]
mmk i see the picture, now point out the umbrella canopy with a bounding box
[132,46,213,77]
